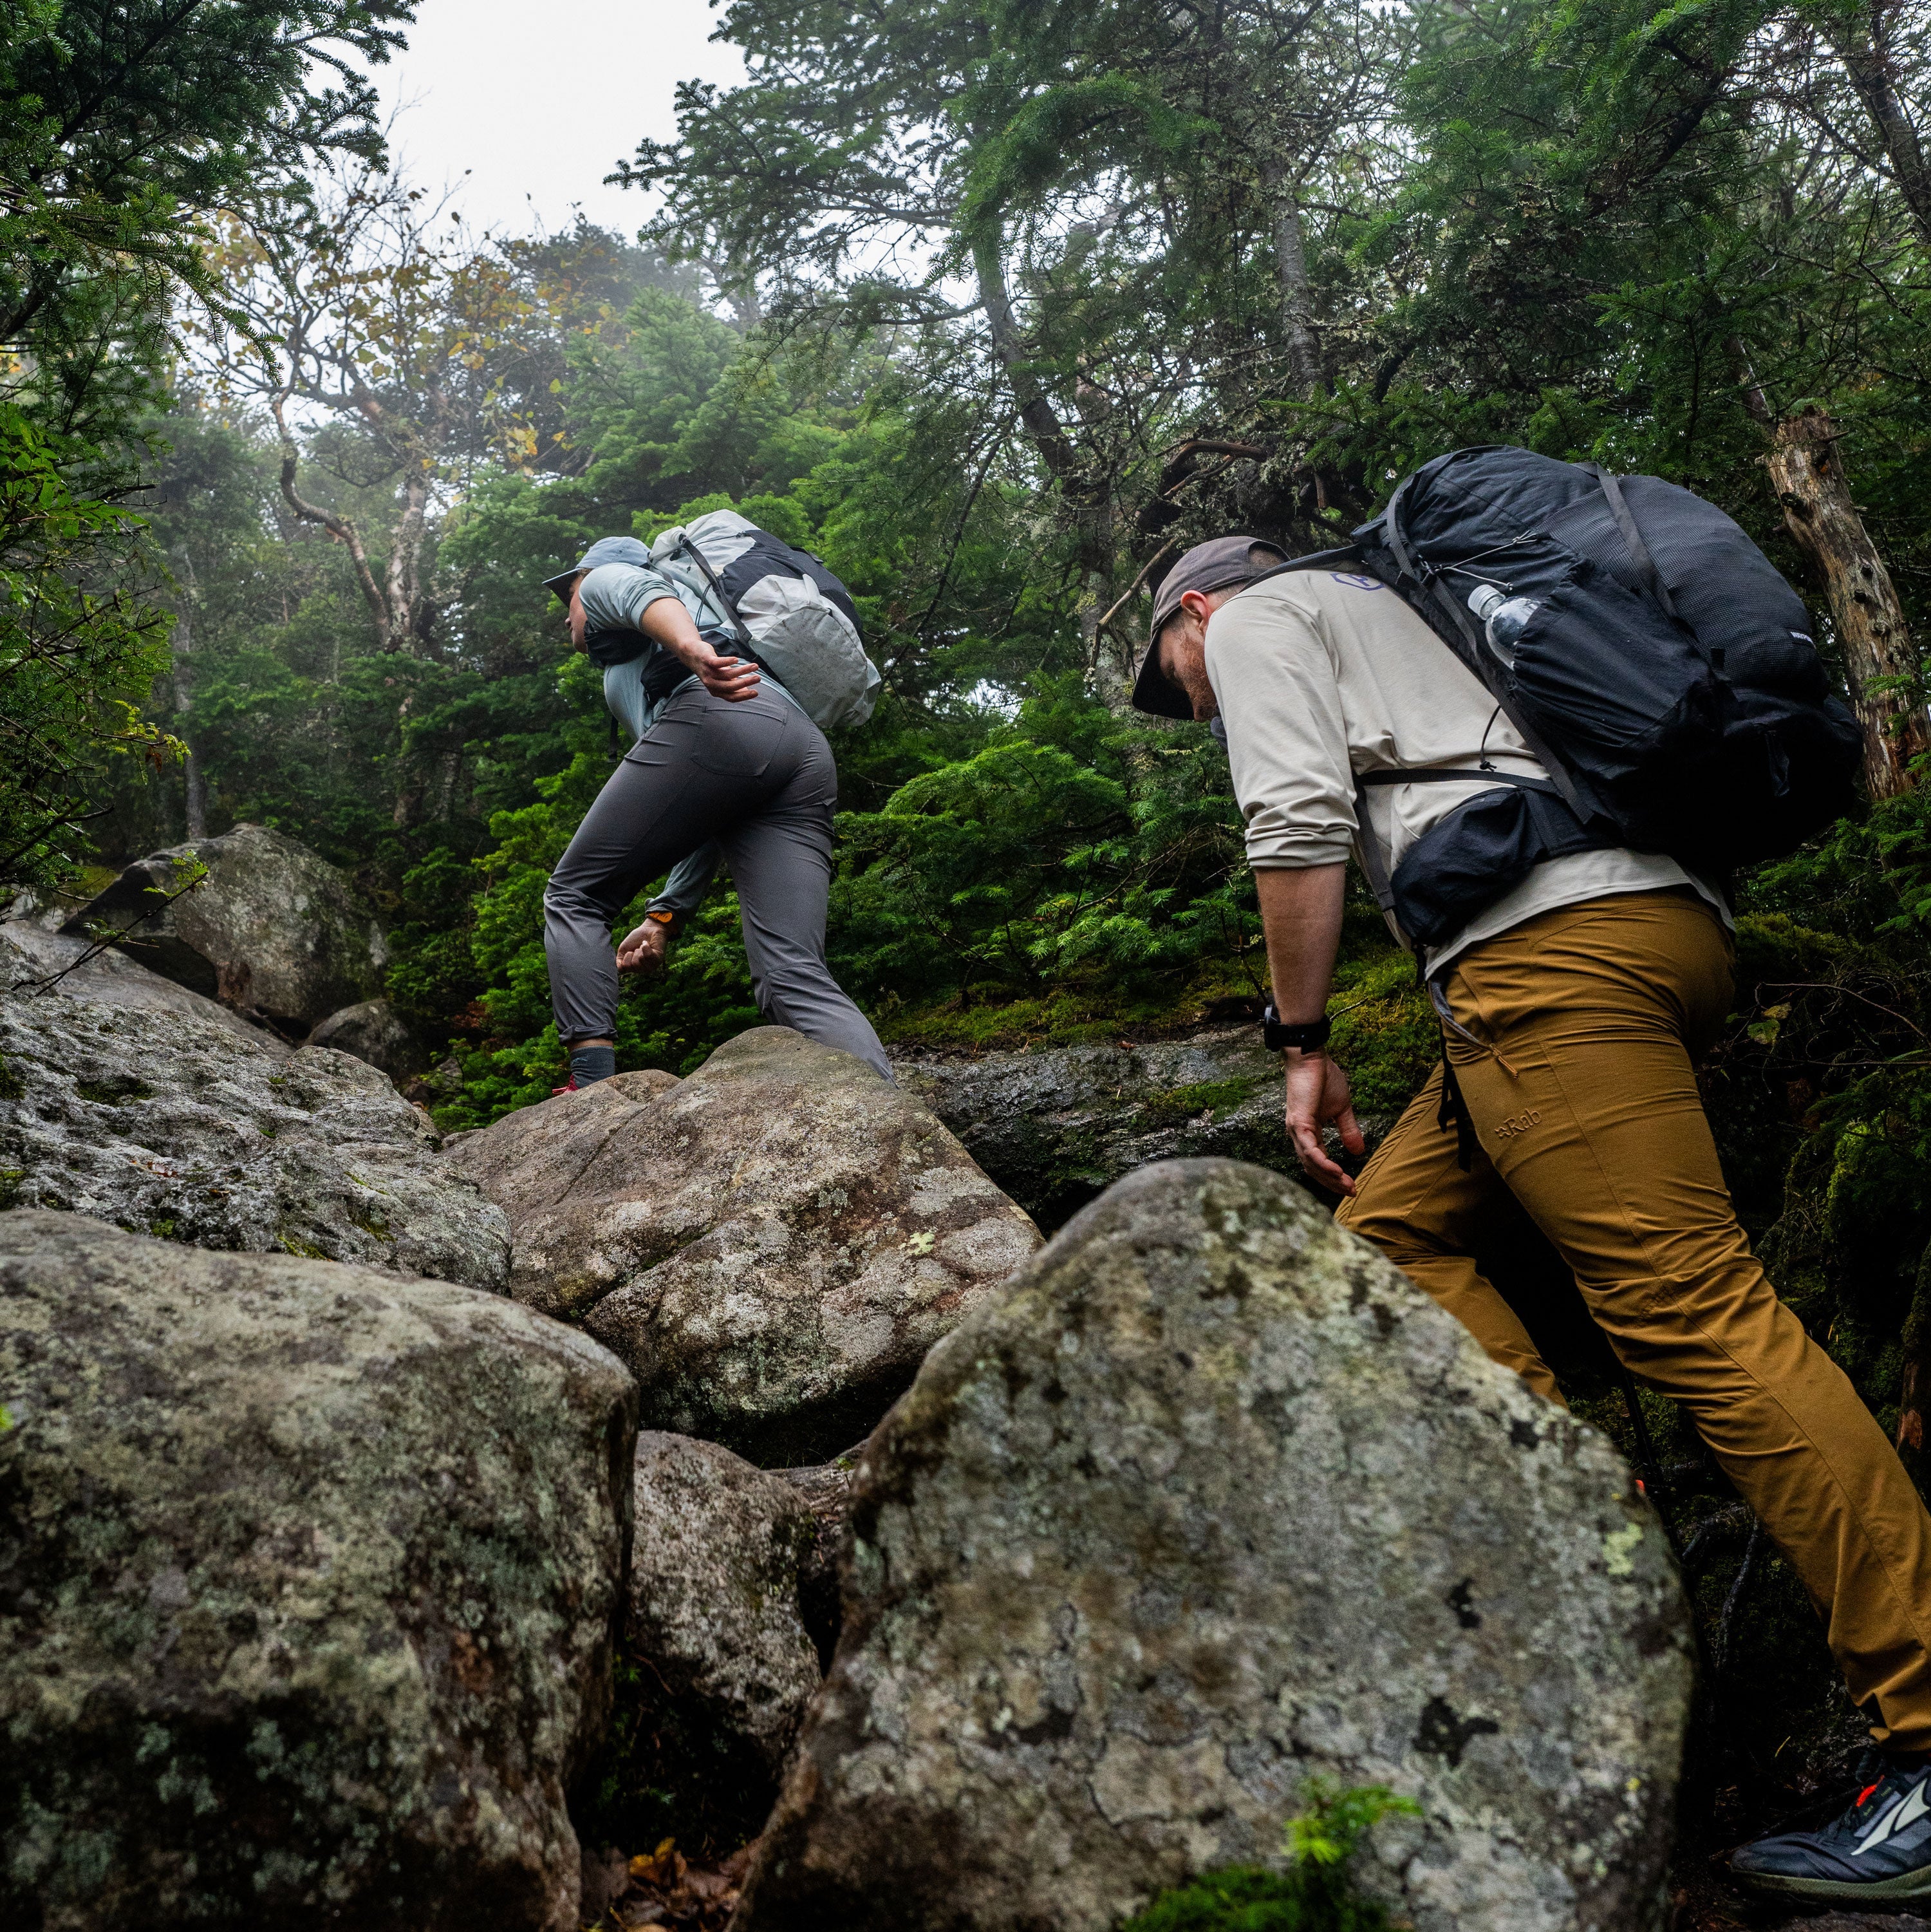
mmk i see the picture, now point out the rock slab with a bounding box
[630,1432,825,1776]
[735,1158,1693,1932]
[0,1210,638,1931]
[896,1023,1395,1227]
[0,985,508,1288]
[447,1029,1041,1463]
[1,917,286,1051]
[66,822,385,1030]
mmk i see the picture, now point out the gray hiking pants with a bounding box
[543,681,891,1081]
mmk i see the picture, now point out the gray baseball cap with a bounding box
[542,534,654,601]
[1132,535,1289,718]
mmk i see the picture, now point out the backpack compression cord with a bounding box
[1356,445,1861,879]
[1246,447,1861,954]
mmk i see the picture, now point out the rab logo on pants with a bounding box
[1495,1109,1542,1141]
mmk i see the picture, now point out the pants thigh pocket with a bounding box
[691,700,788,778]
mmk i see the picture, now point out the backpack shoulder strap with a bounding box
[1574,463,1680,621]
[1245,543,1365,587]
[667,534,757,655]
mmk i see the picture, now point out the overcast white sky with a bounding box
[369,0,747,240]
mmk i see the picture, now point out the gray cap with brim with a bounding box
[1131,535,1289,718]
[542,534,655,601]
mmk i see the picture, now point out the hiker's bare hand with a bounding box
[694,647,760,702]
[1284,1051,1365,1196]
[617,920,669,975]
[643,593,761,700]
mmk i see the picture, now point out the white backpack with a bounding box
[649,509,882,731]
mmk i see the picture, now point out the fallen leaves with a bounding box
[584,1836,753,1930]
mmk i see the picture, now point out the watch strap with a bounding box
[1262,1002,1332,1053]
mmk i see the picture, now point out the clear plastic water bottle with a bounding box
[1466,583,1538,664]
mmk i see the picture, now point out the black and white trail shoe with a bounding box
[1731,1758,1931,1901]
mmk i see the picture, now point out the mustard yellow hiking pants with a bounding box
[1337,890,1931,1754]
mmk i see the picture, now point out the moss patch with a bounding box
[1138,1078,1268,1127]
[74,1075,155,1106]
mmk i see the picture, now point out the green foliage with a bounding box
[0,403,176,892]
[1121,1783,1419,1931]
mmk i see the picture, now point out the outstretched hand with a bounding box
[1284,1050,1365,1196]
[617,920,670,975]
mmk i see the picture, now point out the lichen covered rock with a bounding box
[308,995,430,1082]
[735,1158,1692,1932]
[896,1022,1403,1227]
[628,1432,825,1777]
[0,1209,638,1931]
[66,821,385,1030]
[446,1029,1041,1463]
[0,986,508,1288]
[1,916,288,1051]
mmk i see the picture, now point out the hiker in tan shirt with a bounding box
[1134,534,1931,1903]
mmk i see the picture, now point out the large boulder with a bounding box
[0,984,508,1288]
[65,823,385,1031]
[1,913,286,1051]
[0,1209,637,1931]
[446,1029,1041,1464]
[897,1022,1386,1227]
[308,996,431,1082]
[734,1159,1693,1932]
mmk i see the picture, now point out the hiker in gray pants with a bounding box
[539,536,891,1091]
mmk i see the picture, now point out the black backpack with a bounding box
[1273,445,1861,950]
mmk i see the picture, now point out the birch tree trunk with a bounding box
[1766,405,1926,800]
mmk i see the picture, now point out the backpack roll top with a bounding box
[1356,445,1860,872]
[650,509,882,731]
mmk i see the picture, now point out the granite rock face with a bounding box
[446,1029,1041,1463]
[0,986,508,1288]
[308,995,430,1082]
[66,822,386,1031]
[735,1158,1693,1932]
[896,1024,1388,1227]
[628,1432,825,1781]
[1,914,285,1051]
[0,1210,638,1932]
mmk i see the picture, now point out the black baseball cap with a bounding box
[1131,536,1288,718]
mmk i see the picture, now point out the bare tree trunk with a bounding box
[1256,151,1324,399]
[971,232,1079,482]
[1823,6,1931,250]
[272,393,391,642]
[171,555,207,841]
[385,469,430,653]
[1765,405,1926,800]
[1083,562,1136,714]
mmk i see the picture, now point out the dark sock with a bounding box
[568,1044,616,1087]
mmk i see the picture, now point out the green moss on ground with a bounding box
[874,961,1267,1055]
[1122,1784,1415,1931]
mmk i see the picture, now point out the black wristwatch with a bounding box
[1262,1002,1332,1053]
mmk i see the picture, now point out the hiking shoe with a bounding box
[550,1078,582,1096]
[1731,1757,1931,1900]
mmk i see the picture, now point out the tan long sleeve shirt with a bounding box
[1203,566,1728,971]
